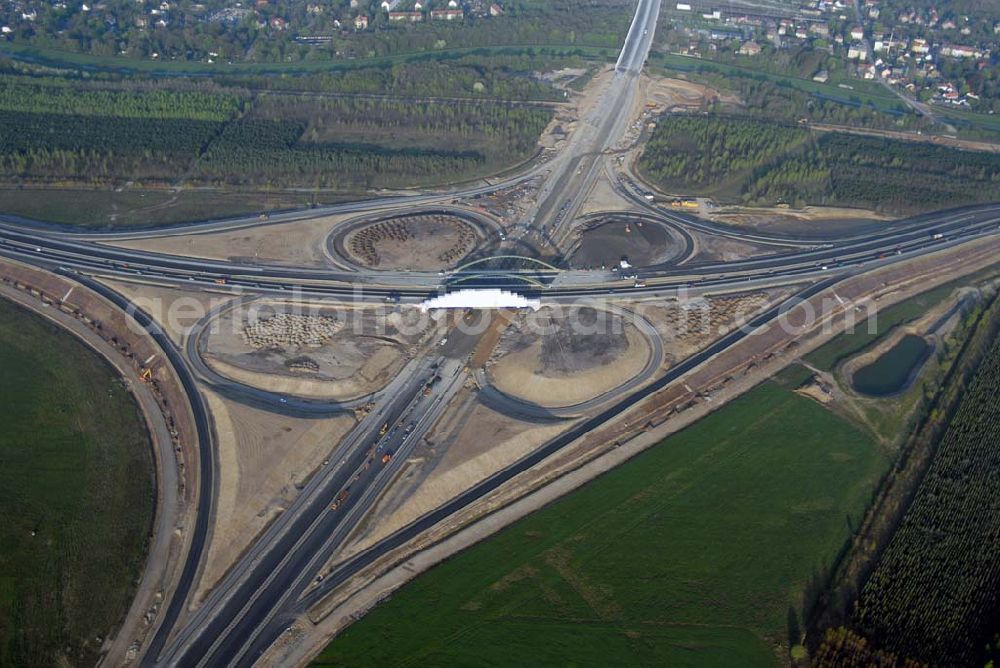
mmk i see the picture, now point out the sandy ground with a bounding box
[201,304,442,399]
[707,206,893,236]
[99,279,231,346]
[578,168,638,216]
[339,401,576,559]
[194,390,355,601]
[540,67,616,152]
[489,325,650,407]
[686,230,783,263]
[108,213,355,268]
[642,74,739,112]
[206,355,402,399]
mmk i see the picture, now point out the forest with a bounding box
[0,76,245,120]
[197,96,549,187]
[0,74,551,188]
[814,297,1000,667]
[215,54,569,99]
[639,115,1000,213]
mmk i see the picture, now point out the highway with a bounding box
[66,274,218,664]
[0,0,997,661]
[517,0,661,250]
[1,201,997,301]
[155,356,466,667]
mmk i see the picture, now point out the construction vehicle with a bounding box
[330,489,349,511]
[140,368,153,382]
[422,374,442,396]
[214,278,228,285]
[381,452,393,465]
[378,422,389,438]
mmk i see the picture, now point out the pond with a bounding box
[852,334,932,397]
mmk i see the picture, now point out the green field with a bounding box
[649,52,1000,138]
[0,41,616,76]
[804,284,957,372]
[0,188,364,229]
[314,370,888,667]
[0,298,154,665]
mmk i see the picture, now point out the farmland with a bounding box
[639,115,1000,213]
[0,297,154,666]
[313,371,887,666]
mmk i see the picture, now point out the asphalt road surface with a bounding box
[0,0,997,660]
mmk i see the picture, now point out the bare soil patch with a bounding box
[202,304,441,398]
[707,206,892,237]
[687,231,782,264]
[343,213,480,271]
[570,218,685,268]
[642,75,738,112]
[196,390,355,599]
[487,306,651,406]
[110,213,352,268]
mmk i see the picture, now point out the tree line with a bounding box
[639,115,1000,213]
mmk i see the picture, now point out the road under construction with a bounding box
[0,0,999,663]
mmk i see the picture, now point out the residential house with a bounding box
[430,8,462,19]
[847,43,867,60]
[388,10,422,21]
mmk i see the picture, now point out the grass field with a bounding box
[650,53,905,115]
[0,41,616,76]
[0,298,155,665]
[313,369,887,667]
[0,188,362,229]
[804,284,957,372]
[649,52,1000,137]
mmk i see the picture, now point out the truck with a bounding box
[381,452,393,465]
[378,422,389,437]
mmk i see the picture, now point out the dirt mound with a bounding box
[569,217,686,269]
[242,313,343,349]
[537,308,629,375]
[202,304,443,397]
[487,306,651,407]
